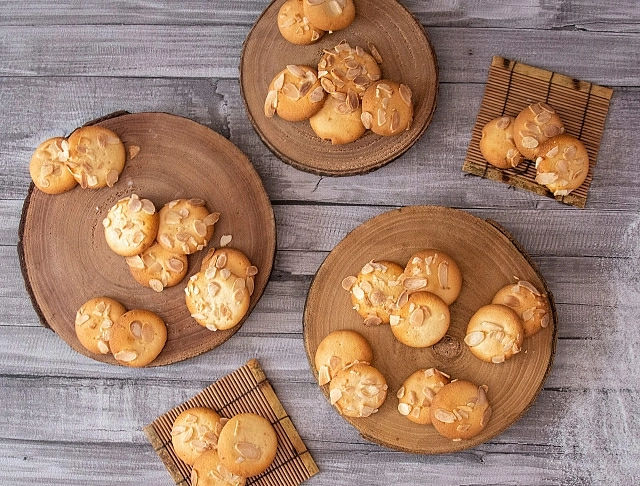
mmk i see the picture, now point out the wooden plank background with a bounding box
[1,1,639,484]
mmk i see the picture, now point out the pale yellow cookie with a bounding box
[171,407,225,467]
[534,134,589,196]
[29,137,77,194]
[329,362,388,418]
[264,65,325,121]
[314,330,374,386]
[390,291,450,348]
[109,309,167,367]
[302,0,355,32]
[278,0,325,45]
[318,41,381,100]
[191,449,246,486]
[396,368,451,425]
[157,198,219,255]
[479,116,523,169]
[400,249,463,305]
[464,304,524,364]
[74,296,126,355]
[103,194,158,257]
[513,102,565,160]
[361,80,414,136]
[309,94,366,144]
[492,280,551,338]
[125,242,188,292]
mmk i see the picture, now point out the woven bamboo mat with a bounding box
[463,56,613,208]
[144,359,318,485]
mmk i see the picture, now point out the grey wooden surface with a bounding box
[1,1,639,484]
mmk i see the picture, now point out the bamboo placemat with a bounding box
[144,359,318,485]
[463,56,613,208]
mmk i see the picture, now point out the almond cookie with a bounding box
[264,65,325,121]
[492,280,551,338]
[126,242,188,292]
[361,80,414,136]
[390,291,450,348]
[513,102,565,160]
[534,134,589,196]
[309,94,366,145]
[217,413,278,478]
[430,380,492,441]
[157,198,219,255]
[29,137,77,194]
[396,368,451,425]
[191,449,246,486]
[74,296,126,355]
[278,0,324,45]
[400,249,463,306]
[171,407,225,466]
[329,362,388,418]
[342,260,404,326]
[103,194,158,257]
[109,309,167,367]
[66,125,126,189]
[302,0,355,32]
[478,116,523,169]
[314,330,374,386]
[464,304,524,364]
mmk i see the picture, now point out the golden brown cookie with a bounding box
[389,291,450,348]
[342,259,404,326]
[217,413,278,478]
[464,304,524,364]
[400,249,463,305]
[278,0,325,45]
[513,102,565,160]
[534,134,589,196]
[430,380,492,441]
[302,0,356,32]
[314,330,374,386]
[264,65,325,121]
[29,137,77,194]
[157,198,219,255]
[309,94,366,144]
[103,194,158,257]
[329,362,388,418]
[126,242,188,292]
[191,449,246,486]
[171,407,225,467]
[74,296,127,355]
[361,80,414,136]
[396,368,451,425]
[478,116,523,169]
[66,125,126,189]
[109,309,167,367]
[491,280,551,338]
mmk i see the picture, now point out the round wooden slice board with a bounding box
[303,206,557,453]
[19,112,276,367]
[240,0,438,176]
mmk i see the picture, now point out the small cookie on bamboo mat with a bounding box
[318,41,380,99]
[157,198,219,255]
[314,329,374,385]
[103,194,158,257]
[278,0,324,45]
[361,80,414,136]
[265,65,325,121]
[171,407,225,466]
[492,280,551,338]
[309,94,366,145]
[534,134,589,197]
[109,309,167,367]
[389,291,450,348]
[66,125,126,189]
[302,0,356,32]
[74,296,126,355]
[396,368,450,425]
[464,304,524,364]
[126,242,188,292]
[29,137,77,194]
[479,116,523,169]
[329,362,388,418]
[217,413,278,478]
[512,102,564,160]
[191,449,246,486]
[401,249,463,305]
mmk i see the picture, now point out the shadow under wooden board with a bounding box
[240,0,438,176]
[464,56,613,208]
[303,206,557,454]
[18,112,276,366]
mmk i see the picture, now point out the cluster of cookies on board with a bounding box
[171,407,278,485]
[479,101,589,197]
[267,0,414,144]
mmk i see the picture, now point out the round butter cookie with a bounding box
[157,198,219,255]
[361,80,414,136]
[534,134,589,196]
[478,116,523,169]
[109,309,167,367]
[264,65,325,121]
[400,249,463,305]
[103,194,158,257]
[329,362,388,418]
[464,304,524,364]
[171,407,225,466]
[390,291,450,348]
[66,125,126,189]
[29,137,77,194]
[309,94,366,145]
[302,0,355,32]
[126,242,188,292]
[492,280,551,338]
[74,296,126,355]
[430,380,492,441]
[278,0,324,45]
[217,413,278,478]
[191,449,246,486]
[396,368,450,425]
[513,102,564,160]
[314,330,374,386]
[342,259,404,326]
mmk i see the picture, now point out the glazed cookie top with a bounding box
[302,0,356,32]
[191,449,246,486]
[309,94,366,145]
[103,194,158,257]
[126,242,188,292]
[389,291,451,348]
[109,309,167,367]
[396,368,451,425]
[29,137,77,194]
[314,329,374,386]
[157,198,219,255]
[329,362,388,418]
[264,65,325,122]
[464,304,524,364]
[534,134,589,196]
[74,296,126,355]
[513,102,564,160]
[401,249,463,306]
[171,407,225,467]
[478,116,523,169]
[278,0,324,45]
[361,80,414,136]
[492,280,551,338]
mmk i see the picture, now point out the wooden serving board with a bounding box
[240,0,438,176]
[303,206,557,454]
[18,112,276,366]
